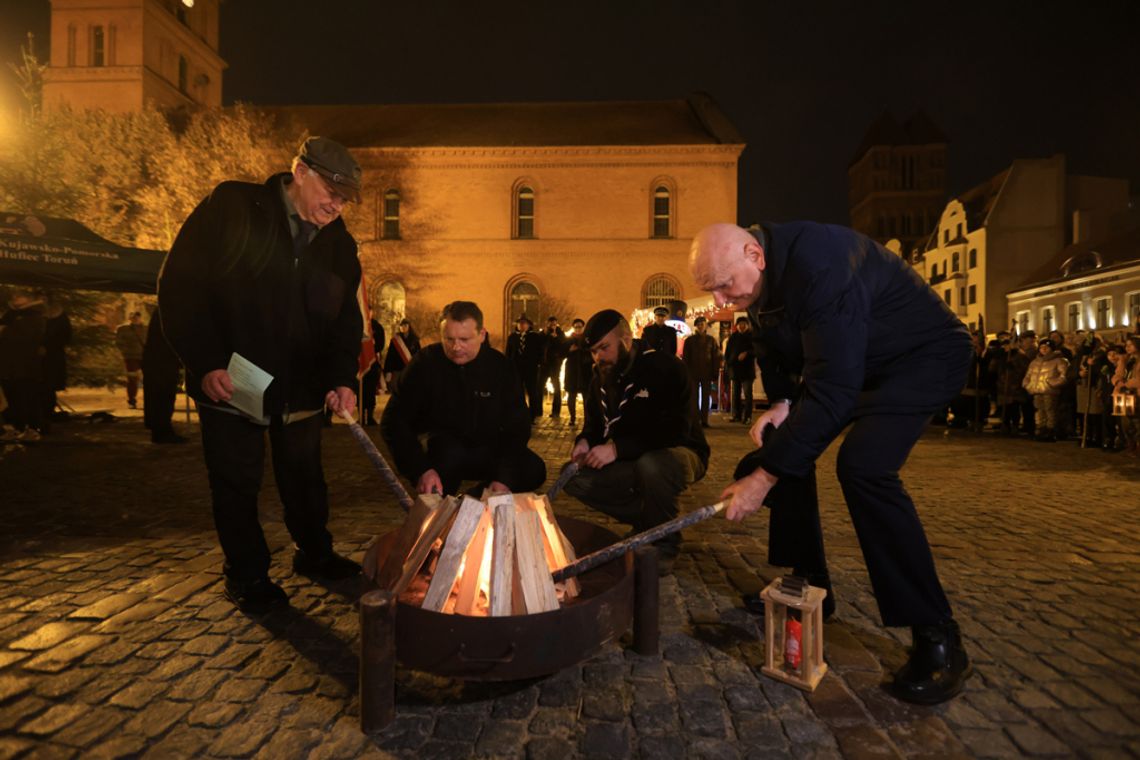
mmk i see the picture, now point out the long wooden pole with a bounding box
[337,408,414,512]
[551,501,725,582]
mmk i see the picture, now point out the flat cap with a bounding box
[297,136,362,203]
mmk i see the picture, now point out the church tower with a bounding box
[42,0,224,112]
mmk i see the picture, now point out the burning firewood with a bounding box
[383,491,583,617]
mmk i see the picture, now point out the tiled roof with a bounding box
[246,94,744,149]
[1011,224,1140,291]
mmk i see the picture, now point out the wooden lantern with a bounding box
[1111,392,1136,417]
[760,575,828,691]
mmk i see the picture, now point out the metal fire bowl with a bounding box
[367,515,634,681]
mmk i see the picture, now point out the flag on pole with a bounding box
[357,272,376,379]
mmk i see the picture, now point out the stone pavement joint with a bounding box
[1,393,1139,758]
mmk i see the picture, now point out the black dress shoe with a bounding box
[890,619,973,705]
[152,431,189,444]
[293,549,361,580]
[224,577,288,612]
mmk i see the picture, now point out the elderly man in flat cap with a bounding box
[160,136,366,612]
[564,309,708,574]
[690,221,973,704]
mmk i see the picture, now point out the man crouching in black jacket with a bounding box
[565,309,709,575]
[380,301,546,496]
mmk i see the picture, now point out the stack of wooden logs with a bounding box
[371,492,580,616]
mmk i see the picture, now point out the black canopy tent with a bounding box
[0,212,164,294]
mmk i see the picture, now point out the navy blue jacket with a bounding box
[738,222,971,480]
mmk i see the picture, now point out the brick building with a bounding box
[42,0,224,112]
[847,111,947,258]
[263,99,744,344]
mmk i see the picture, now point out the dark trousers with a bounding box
[425,432,547,496]
[836,412,952,627]
[565,385,583,424]
[199,406,332,582]
[764,468,828,578]
[517,365,542,420]
[731,377,753,421]
[143,375,178,435]
[542,363,562,417]
[564,447,706,554]
[361,365,381,423]
[124,358,142,404]
[1,379,42,432]
[693,379,713,425]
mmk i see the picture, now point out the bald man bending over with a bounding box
[690,222,973,705]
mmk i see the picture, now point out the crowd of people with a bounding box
[9,133,1135,709]
[958,328,1140,455]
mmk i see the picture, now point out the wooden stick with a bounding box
[551,501,725,583]
[337,408,414,512]
[546,461,579,501]
[374,493,442,589]
[454,510,492,615]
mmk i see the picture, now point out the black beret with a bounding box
[583,309,624,347]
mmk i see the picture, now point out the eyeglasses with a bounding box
[305,165,350,206]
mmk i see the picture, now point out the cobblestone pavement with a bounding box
[2,391,1139,759]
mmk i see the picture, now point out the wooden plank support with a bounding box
[633,546,660,655]
[514,505,560,613]
[489,494,517,617]
[359,589,396,733]
[421,496,486,612]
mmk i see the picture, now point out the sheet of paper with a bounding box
[226,352,274,420]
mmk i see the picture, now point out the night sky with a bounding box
[3,0,1139,225]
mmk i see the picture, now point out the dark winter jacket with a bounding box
[158,174,362,415]
[640,322,678,357]
[0,303,45,381]
[682,332,721,382]
[725,330,756,380]
[577,343,709,466]
[737,222,971,480]
[380,342,533,482]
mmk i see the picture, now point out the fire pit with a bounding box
[358,500,660,732]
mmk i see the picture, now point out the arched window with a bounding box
[509,280,540,319]
[382,190,400,239]
[515,185,535,239]
[652,185,672,238]
[642,275,681,310]
[968,248,977,268]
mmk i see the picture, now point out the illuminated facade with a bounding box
[848,111,947,258]
[1007,227,1140,339]
[914,155,1130,332]
[42,0,224,112]
[267,99,744,344]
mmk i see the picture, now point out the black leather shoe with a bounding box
[293,549,361,580]
[152,431,189,444]
[224,577,288,613]
[890,620,973,704]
